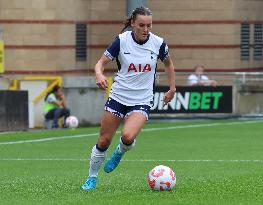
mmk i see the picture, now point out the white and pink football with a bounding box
[65,116,79,128]
[147,165,176,191]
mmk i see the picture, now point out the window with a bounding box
[76,23,87,61]
[240,23,250,61]
[253,24,262,60]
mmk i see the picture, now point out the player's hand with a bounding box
[162,89,176,106]
[96,73,108,90]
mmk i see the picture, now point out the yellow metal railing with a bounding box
[0,40,4,73]
[9,79,18,90]
[8,76,62,104]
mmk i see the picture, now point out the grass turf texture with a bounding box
[0,119,262,205]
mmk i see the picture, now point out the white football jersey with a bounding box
[104,31,169,106]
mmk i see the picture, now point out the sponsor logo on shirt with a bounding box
[128,63,151,72]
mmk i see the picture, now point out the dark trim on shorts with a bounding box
[104,98,151,119]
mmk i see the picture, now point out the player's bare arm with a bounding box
[163,56,176,105]
[59,94,67,108]
[95,55,111,90]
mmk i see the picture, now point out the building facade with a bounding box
[0,0,263,77]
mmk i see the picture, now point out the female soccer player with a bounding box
[81,7,176,190]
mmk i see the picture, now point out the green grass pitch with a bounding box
[0,119,263,205]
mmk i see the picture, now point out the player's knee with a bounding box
[97,136,111,150]
[121,131,135,145]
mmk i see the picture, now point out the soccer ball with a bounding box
[65,116,79,128]
[147,165,176,191]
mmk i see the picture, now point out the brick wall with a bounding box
[0,0,263,76]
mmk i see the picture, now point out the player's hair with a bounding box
[121,6,152,33]
[44,85,61,101]
[194,65,205,71]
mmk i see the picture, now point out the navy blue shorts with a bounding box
[104,98,151,120]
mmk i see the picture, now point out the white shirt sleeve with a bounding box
[201,75,209,81]
[187,74,198,85]
[46,94,56,103]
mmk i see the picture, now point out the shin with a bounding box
[89,144,107,177]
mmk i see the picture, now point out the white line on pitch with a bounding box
[0,120,262,145]
[0,158,262,163]
[0,133,97,145]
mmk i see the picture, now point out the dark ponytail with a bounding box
[121,17,133,33]
[121,6,152,33]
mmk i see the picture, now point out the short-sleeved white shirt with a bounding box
[104,31,169,106]
[187,74,209,86]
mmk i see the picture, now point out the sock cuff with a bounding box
[96,144,108,152]
[120,137,135,146]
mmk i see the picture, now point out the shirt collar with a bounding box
[131,31,150,45]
